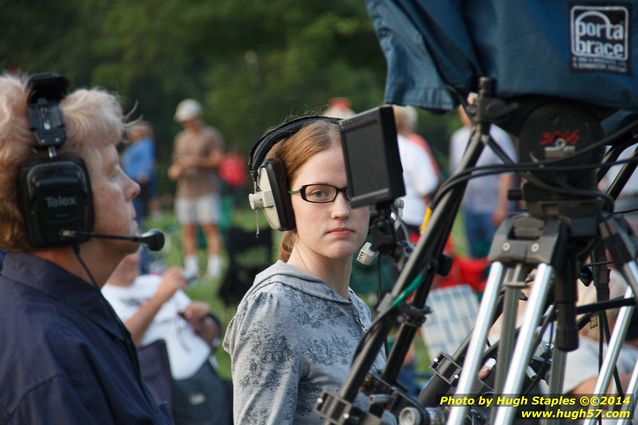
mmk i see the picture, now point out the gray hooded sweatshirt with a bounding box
[223,261,390,425]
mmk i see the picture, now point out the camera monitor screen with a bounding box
[339,106,405,208]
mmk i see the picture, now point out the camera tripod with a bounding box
[447,97,638,425]
[447,207,638,425]
[315,78,638,425]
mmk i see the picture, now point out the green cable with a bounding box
[391,274,423,308]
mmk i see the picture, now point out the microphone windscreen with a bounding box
[142,229,165,251]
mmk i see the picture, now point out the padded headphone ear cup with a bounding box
[18,158,94,247]
[262,158,295,231]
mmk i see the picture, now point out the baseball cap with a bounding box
[174,99,202,122]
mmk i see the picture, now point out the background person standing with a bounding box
[169,99,224,279]
[392,105,439,243]
[449,105,516,258]
[123,120,157,225]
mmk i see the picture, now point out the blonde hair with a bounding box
[0,73,125,251]
[265,120,340,261]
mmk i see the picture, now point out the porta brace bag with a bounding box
[366,0,638,112]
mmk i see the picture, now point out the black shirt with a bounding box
[0,252,173,425]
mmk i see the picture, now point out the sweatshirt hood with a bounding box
[243,260,355,304]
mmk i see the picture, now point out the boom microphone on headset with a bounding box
[59,229,165,251]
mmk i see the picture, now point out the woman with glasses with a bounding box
[223,119,392,425]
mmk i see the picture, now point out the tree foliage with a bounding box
[2,0,458,194]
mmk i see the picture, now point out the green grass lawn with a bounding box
[144,205,469,381]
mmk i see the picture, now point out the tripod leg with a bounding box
[495,264,530,393]
[617,361,638,424]
[547,348,567,395]
[447,261,506,425]
[582,286,636,425]
[547,262,580,400]
[494,263,555,425]
[545,344,568,425]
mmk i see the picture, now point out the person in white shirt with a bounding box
[103,253,231,425]
[392,105,439,242]
[449,106,516,258]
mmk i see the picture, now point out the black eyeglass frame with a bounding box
[288,184,350,204]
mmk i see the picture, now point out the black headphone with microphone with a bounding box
[17,73,165,251]
[17,73,94,247]
[248,115,340,231]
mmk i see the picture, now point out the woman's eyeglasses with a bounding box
[289,184,350,203]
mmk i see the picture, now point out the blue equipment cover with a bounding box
[365,0,638,112]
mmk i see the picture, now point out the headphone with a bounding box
[248,115,340,231]
[17,73,94,247]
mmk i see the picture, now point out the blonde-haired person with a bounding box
[223,119,394,425]
[0,73,172,424]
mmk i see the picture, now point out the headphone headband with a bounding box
[27,73,70,152]
[249,115,340,180]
